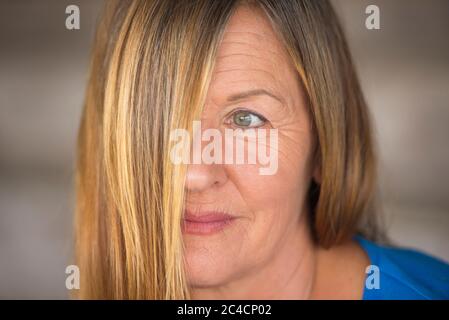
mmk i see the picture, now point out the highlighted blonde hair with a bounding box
[76,0,379,299]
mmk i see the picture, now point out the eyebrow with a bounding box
[226,89,284,104]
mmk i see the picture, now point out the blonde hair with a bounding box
[75,0,379,299]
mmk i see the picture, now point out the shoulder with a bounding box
[355,236,449,300]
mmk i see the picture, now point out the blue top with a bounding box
[355,236,449,299]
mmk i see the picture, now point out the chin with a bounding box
[184,244,235,288]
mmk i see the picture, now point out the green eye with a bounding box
[232,110,266,128]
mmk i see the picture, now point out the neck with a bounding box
[190,211,317,299]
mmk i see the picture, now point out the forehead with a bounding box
[208,5,297,103]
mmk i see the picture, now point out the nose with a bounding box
[185,163,228,193]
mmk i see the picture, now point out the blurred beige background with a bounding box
[0,0,448,298]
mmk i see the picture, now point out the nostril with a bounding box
[185,164,227,193]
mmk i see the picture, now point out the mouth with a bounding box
[182,210,236,235]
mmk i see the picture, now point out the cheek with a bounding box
[228,129,312,217]
[184,132,314,285]
[225,149,310,245]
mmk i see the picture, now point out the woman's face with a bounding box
[183,5,318,287]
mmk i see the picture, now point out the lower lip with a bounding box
[182,217,235,235]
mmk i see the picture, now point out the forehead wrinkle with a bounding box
[214,78,279,90]
[209,70,297,116]
[214,52,283,81]
[212,68,279,85]
[221,31,270,45]
[215,48,285,81]
[215,54,279,73]
[222,31,268,38]
[221,17,288,48]
[209,76,285,106]
[214,66,278,89]
[213,52,287,95]
[221,30,277,45]
[206,7,300,113]
[218,41,285,59]
[216,53,271,60]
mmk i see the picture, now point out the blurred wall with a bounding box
[332,0,449,261]
[0,0,103,299]
[0,0,448,298]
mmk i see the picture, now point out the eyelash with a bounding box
[225,108,268,129]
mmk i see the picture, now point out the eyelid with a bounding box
[225,107,267,122]
[223,108,269,130]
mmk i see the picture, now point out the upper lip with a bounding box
[183,210,235,223]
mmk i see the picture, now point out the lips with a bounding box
[182,210,236,235]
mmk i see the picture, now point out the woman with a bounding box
[75,0,449,299]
